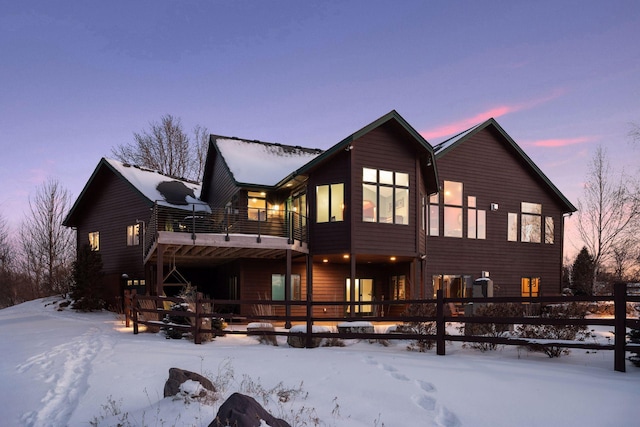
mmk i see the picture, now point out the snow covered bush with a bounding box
[402,303,437,352]
[459,303,524,352]
[516,302,591,358]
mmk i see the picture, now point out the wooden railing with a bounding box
[124,283,640,372]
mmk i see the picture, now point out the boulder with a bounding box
[164,367,215,398]
[337,321,374,334]
[286,325,330,348]
[209,392,291,427]
[247,322,277,346]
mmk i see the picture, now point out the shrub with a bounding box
[402,303,437,352]
[459,303,524,352]
[516,302,591,358]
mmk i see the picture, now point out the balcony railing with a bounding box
[144,202,308,257]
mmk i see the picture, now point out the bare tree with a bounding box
[19,179,75,297]
[576,145,640,286]
[112,114,209,182]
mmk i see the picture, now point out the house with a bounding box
[63,158,205,308]
[64,111,575,315]
[426,118,576,298]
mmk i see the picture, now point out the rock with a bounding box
[247,322,277,346]
[286,325,331,348]
[164,367,215,398]
[337,321,374,334]
[209,392,291,427]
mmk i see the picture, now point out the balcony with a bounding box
[143,202,309,265]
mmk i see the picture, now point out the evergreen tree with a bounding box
[571,247,595,296]
[70,244,104,311]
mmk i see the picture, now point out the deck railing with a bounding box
[144,202,308,257]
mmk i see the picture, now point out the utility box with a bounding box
[473,278,493,298]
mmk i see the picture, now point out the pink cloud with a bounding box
[531,137,591,147]
[420,88,568,140]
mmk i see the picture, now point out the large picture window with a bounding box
[362,168,409,225]
[272,274,301,301]
[316,184,344,223]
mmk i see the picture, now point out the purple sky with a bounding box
[2,1,639,259]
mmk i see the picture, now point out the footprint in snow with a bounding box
[391,372,410,381]
[416,379,436,392]
[413,394,436,411]
[435,405,461,427]
[381,363,397,372]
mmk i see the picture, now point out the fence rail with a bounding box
[124,283,640,373]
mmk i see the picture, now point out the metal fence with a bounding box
[143,202,308,257]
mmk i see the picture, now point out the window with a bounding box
[316,184,344,223]
[127,224,140,246]
[521,277,540,297]
[428,193,439,236]
[443,181,463,237]
[248,191,267,221]
[391,275,406,300]
[521,202,542,243]
[346,278,373,313]
[292,193,307,227]
[545,217,554,244]
[88,231,99,251]
[467,196,486,239]
[362,168,409,225]
[433,274,472,298]
[507,213,518,241]
[272,274,301,301]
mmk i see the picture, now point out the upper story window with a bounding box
[362,168,409,225]
[545,217,554,244]
[316,183,344,223]
[428,193,439,236]
[248,191,267,221]
[443,181,463,237]
[126,224,140,246]
[467,196,486,239]
[521,202,542,243]
[508,202,553,244]
[88,231,99,251]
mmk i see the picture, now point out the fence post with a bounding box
[614,282,627,372]
[436,289,445,355]
[194,292,203,345]
[132,293,139,335]
[124,290,130,328]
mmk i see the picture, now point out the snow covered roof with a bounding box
[105,158,207,211]
[213,137,323,187]
[64,158,209,227]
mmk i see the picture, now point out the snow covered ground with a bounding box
[0,297,638,427]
